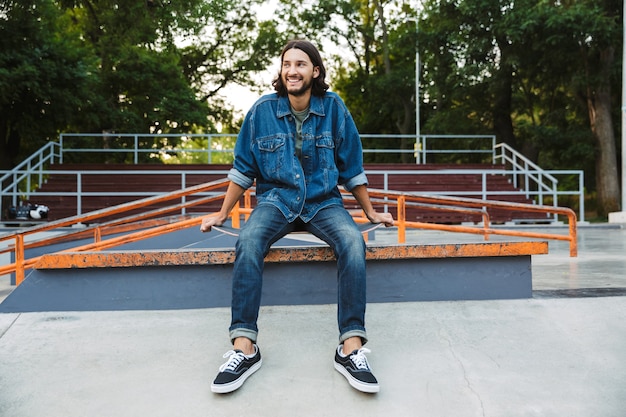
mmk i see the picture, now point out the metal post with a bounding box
[77,173,82,217]
[415,14,420,164]
[415,45,422,162]
[622,0,626,211]
[181,172,187,216]
[15,234,24,286]
[134,135,139,164]
[609,0,626,222]
[408,7,421,164]
[59,133,64,164]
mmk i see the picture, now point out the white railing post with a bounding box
[181,172,187,215]
[59,134,65,164]
[579,172,585,222]
[134,135,139,164]
[482,172,487,200]
[76,173,82,217]
[208,135,212,164]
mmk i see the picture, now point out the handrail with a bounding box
[0,167,585,222]
[2,134,584,224]
[493,143,564,223]
[56,133,497,165]
[0,141,61,208]
[0,179,578,289]
[0,178,232,284]
[368,189,578,257]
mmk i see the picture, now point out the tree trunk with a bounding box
[492,39,516,148]
[0,119,20,170]
[587,47,620,217]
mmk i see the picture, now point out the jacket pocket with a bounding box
[257,136,287,178]
[315,136,336,169]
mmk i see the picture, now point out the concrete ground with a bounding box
[1,225,625,417]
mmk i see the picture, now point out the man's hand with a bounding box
[200,214,226,233]
[367,211,395,227]
[200,182,247,233]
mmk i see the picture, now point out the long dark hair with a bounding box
[272,39,330,97]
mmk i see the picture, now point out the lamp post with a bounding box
[622,0,626,212]
[622,8,626,211]
[609,0,626,222]
[408,12,420,164]
[415,34,420,163]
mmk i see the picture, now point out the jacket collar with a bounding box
[276,94,326,118]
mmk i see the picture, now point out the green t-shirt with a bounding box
[291,105,309,159]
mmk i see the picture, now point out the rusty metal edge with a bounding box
[33,241,549,269]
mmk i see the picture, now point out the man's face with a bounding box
[281,48,320,97]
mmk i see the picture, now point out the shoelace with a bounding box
[350,347,372,370]
[218,350,246,372]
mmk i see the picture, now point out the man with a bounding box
[201,39,394,394]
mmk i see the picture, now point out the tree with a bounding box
[59,0,211,135]
[567,0,622,215]
[419,0,622,216]
[1,0,284,168]
[178,1,285,133]
[0,0,95,169]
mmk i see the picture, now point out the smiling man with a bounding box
[201,39,394,394]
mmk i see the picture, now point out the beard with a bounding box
[284,76,313,97]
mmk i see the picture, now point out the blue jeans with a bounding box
[228,204,368,345]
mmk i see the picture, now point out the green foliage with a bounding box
[0,0,96,165]
[0,0,283,170]
[419,0,621,205]
[1,0,622,212]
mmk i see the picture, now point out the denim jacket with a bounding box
[228,91,368,222]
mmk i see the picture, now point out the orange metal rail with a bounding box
[370,190,578,257]
[1,179,578,286]
[0,178,232,284]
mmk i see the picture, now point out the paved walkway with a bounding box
[1,225,625,416]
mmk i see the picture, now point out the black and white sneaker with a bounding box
[211,345,262,393]
[334,345,380,393]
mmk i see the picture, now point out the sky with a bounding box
[222,64,277,115]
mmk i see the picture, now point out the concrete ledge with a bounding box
[33,241,548,269]
[0,241,547,313]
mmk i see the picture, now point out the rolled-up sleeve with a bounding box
[228,107,257,190]
[333,95,367,191]
[228,168,255,190]
[343,171,368,191]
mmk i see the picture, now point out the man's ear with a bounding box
[313,66,320,79]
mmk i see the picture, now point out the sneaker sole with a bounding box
[211,359,263,394]
[333,361,380,393]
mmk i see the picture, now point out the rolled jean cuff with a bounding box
[229,327,258,345]
[339,330,368,346]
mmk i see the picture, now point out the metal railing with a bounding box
[493,143,585,222]
[0,169,230,218]
[0,179,578,287]
[54,133,498,165]
[0,141,61,207]
[0,167,584,223]
[1,133,585,222]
